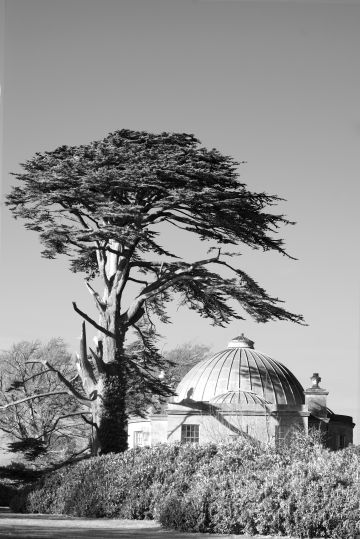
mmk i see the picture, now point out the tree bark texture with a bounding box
[76,320,129,455]
[96,366,128,454]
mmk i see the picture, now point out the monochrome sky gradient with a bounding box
[1,0,360,453]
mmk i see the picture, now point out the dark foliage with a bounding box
[10,432,360,538]
[7,439,47,461]
[0,463,42,484]
[0,482,17,507]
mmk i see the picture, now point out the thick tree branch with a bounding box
[121,253,222,328]
[120,305,145,328]
[75,322,97,395]
[85,281,106,312]
[114,264,130,297]
[72,302,115,338]
[95,242,110,290]
[122,275,196,328]
[137,252,221,300]
[129,260,164,272]
[26,359,95,406]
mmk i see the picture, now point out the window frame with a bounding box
[181,424,199,443]
[134,430,144,447]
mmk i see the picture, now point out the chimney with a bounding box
[304,373,329,419]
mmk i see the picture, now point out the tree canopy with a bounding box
[6,129,304,453]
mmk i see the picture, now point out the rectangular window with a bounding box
[134,431,144,447]
[181,424,199,443]
[338,435,346,449]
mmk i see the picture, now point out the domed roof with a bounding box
[210,390,271,407]
[175,334,304,406]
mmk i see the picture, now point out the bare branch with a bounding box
[85,281,106,312]
[26,359,95,406]
[75,322,97,393]
[49,445,92,470]
[0,391,69,409]
[0,426,24,439]
[40,411,92,440]
[6,369,53,391]
[81,414,98,429]
[128,277,149,286]
[72,302,115,338]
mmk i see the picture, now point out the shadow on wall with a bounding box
[168,396,275,444]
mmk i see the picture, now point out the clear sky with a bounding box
[1,0,359,452]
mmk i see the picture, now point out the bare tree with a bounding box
[162,342,211,387]
[0,339,91,465]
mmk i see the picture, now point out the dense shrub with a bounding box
[0,463,42,508]
[0,481,18,506]
[10,433,360,538]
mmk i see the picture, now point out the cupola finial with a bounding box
[228,332,254,349]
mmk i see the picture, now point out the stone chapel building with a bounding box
[128,333,354,450]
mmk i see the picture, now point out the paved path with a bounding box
[0,508,275,539]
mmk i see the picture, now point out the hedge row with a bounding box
[10,432,360,538]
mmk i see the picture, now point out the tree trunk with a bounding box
[92,334,128,454]
[82,251,131,455]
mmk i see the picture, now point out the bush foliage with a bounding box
[0,481,17,507]
[0,462,43,507]
[10,432,360,538]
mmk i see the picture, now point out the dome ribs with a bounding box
[174,353,215,401]
[248,349,277,403]
[268,356,295,405]
[225,348,239,392]
[272,360,304,404]
[258,352,286,404]
[208,348,234,401]
[193,353,222,401]
[240,348,253,393]
[174,338,305,407]
[232,348,241,393]
[210,390,271,407]
[267,353,300,404]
